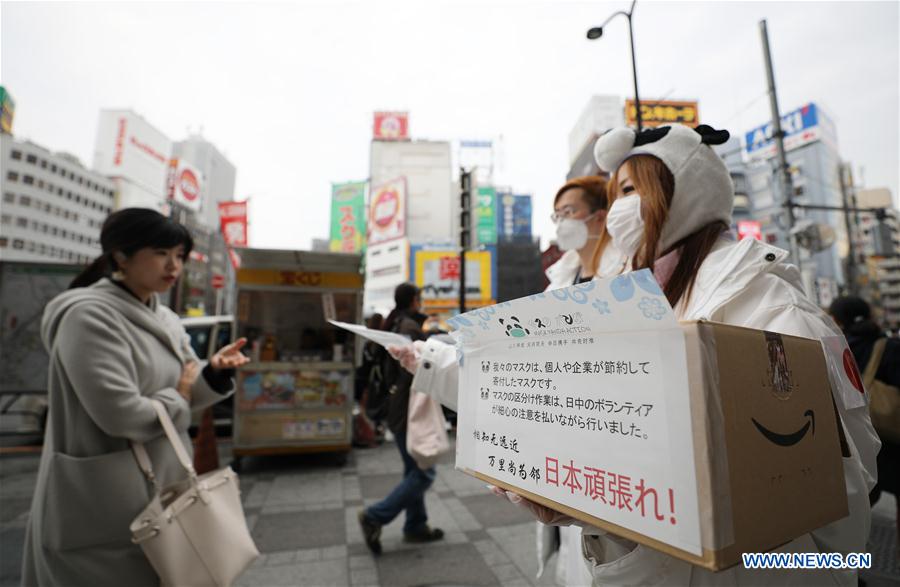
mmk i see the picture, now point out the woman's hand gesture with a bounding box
[210,337,250,371]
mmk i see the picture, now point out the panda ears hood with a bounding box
[593,123,735,254]
[593,124,730,174]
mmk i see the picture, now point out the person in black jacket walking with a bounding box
[830,296,900,546]
[358,283,444,555]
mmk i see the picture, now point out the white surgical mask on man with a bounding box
[605,194,645,259]
[554,213,599,251]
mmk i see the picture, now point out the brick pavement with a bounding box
[1,435,897,586]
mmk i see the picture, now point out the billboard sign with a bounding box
[329,181,367,253]
[497,193,533,239]
[410,246,496,306]
[625,99,699,128]
[168,158,203,212]
[368,177,406,245]
[0,86,15,135]
[744,103,822,160]
[373,111,409,141]
[218,201,248,247]
[737,220,763,241]
[93,110,172,198]
[476,186,497,245]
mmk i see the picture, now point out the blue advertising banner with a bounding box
[497,193,532,239]
[744,103,821,158]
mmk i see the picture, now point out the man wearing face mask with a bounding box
[546,176,616,288]
[386,177,623,586]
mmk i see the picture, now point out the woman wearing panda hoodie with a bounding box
[392,123,880,586]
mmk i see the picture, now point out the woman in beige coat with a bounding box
[22,208,249,587]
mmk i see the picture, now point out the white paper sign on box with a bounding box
[449,269,702,556]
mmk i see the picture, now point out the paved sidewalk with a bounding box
[0,436,560,587]
[1,434,898,586]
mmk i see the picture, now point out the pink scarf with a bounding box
[652,248,682,291]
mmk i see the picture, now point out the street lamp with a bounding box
[587,0,642,132]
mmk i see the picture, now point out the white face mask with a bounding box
[606,194,644,259]
[555,213,598,251]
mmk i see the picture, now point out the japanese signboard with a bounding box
[410,246,495,308]
[625,99,699,128]
[373,111,409,141]
[218,201,248,247]
[476,187,497,245]
[451,271,846,570]
[368,177,407,245]
[497,194,532,240]
[167,158,203,212]
[329,181,367,253]
[736,220,762,241]
[93,109,172,198]
[743,102,827,160]
[0,85,15,135]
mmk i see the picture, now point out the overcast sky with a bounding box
[2,0,898,250]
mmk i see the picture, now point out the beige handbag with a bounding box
[406,390,450,469]
[864,338,900,443]
[130,400,259,587]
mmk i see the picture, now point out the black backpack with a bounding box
[365,324,404,422]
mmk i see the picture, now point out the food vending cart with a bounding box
[231,248,363,468]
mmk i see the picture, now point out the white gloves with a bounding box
[387,340,427,374]
[487,485,579,526]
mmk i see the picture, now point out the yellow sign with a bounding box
[236,269,363,289]
[412,249,493,308]
[625,99,699,128]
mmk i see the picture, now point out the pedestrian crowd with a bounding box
[18,123,897,587]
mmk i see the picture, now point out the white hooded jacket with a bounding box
[411,236,880,587]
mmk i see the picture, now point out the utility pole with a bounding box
[839,163,858,296]
[759,19,801,274]
[459,168,472,315]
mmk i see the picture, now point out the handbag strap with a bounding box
[132,399,198,488]
[863,338,887,389]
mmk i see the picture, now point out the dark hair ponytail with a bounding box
[69,208,193,289]
[70,253,112,289]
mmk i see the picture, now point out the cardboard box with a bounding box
[456,317,848,571]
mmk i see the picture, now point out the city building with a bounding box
[496,238,543,302]
[369,139,453,244]
[853,188,900,330]
[365,137,453,313]
[713,135,755,232]
[567,95,624,180]
[172,135,237,230]
[743,102,845,306]
[93,109,172,213]
[1,134,114,263]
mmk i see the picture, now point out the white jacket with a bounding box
[412,237,879,586]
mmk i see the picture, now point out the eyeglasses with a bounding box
[551,206,586,223]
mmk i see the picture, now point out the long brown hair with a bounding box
[556,176,608,275]
[600,155,727,309]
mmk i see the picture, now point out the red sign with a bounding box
[368,177,406,245]
[179,168,200,202]
[218,201,248,247]
[737,220,762,241]
[440,257,460,280]
[373,111,409,141]
[211,274,226,289]
[372,189,399,228]
[114,118,127,166]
